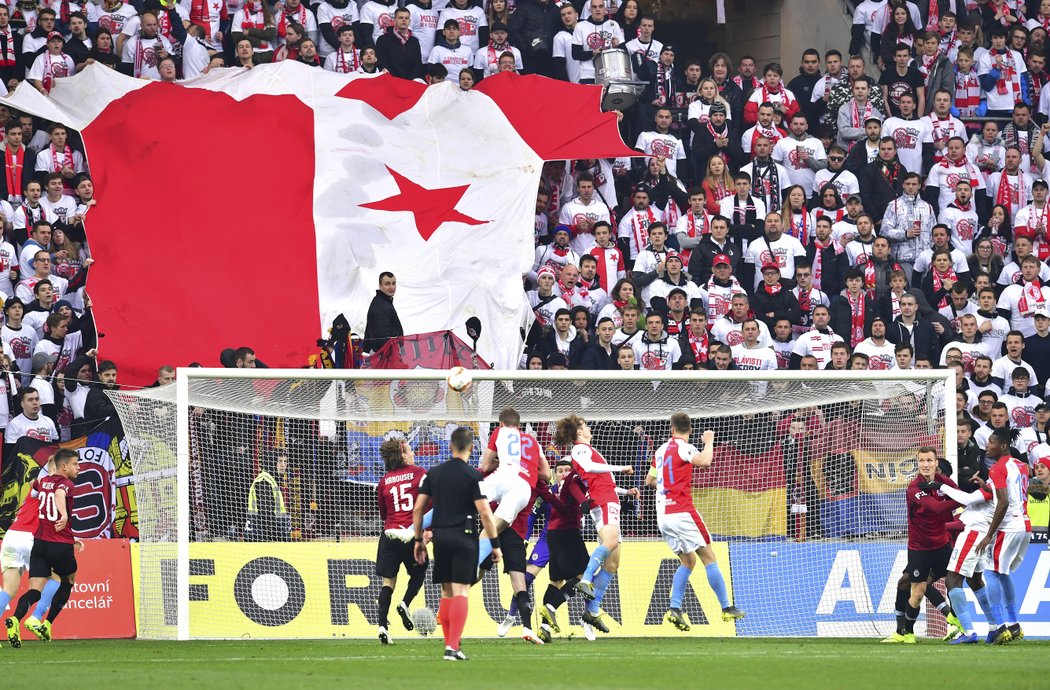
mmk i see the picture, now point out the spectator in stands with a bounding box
[374,9,421,78]
[509,0,562,77]
[752,260,801,330]
[120,10,176,79]
[578,316,617,370]
[830,267,876,348]
[246,451,291,542]
[886,291,944,363]
[149,365,176,388]
[632,311,681,371]
[364,271,403,353]
[232,1,277,64]
[83,359,118,427]
[858,137,905,226]
[320,25,356,71]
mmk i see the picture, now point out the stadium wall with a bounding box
[128,539,1050,640]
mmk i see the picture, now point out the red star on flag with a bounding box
[361,166,487,241]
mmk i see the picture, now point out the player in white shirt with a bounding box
[771,113,826,192]
[570,0,623,83]
[428,19,474,83]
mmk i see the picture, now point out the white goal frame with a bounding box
[173,367,955,641]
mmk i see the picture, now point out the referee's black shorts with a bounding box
[29,540,77,579]
[498,528,527,574]
[375,534,427,579]
[906,544,951,583]
[547,528,589,582]
[431,527,478,585]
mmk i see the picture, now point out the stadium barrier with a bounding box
[8,538,136,640]
[125,539,1049,640]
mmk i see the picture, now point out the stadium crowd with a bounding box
[0,0,1046,542]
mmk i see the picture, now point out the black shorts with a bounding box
[29,540,77,579]
[907,544,952,583]
[431,527,478,585]
[498,528,527,574]
[547,529,590,582]
[375,534,427,579]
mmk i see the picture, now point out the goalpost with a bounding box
[109,368,955,641]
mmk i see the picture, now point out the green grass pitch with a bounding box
[0,638,1045,689]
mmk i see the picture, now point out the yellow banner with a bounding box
[854,451,919,494]
[132,540,739,639]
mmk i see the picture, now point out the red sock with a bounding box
[448,595,469,650]
[438,598,451,647]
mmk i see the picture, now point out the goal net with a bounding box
[109,368,955,641]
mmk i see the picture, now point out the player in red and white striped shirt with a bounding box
[554,413,634,636]
[646,415,745,630]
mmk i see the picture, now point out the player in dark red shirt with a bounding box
[882,447,960,644]
[6,448,80,648]
[374,438,429,645]
[534,458,591,639]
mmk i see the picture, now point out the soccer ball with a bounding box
[446,366,472,392]
[412,607,437,636]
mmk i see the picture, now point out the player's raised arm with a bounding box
[688,430,716,468]
[571,444,630,473]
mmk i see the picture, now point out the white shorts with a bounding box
[988,530,1031,575]
[480,471,533,525]
[0,529,34,571]
[589,502,622,535]
[947,528,985,578]
[657,509,712,555]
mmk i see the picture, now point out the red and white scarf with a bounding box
[277,3,309,38]
[788,210,809,246]
[733,74,760,91]
[1018,280,1046,312]
[190,0,227,39]
[631,207,655,252]
[0,26,15,68]
[49,144,72,174]
[996,171,1027,216]
[680,212,708,265]
[686,329,709,364]
[1025,202,1048,235]
[485,40,510,73]
[990,49,1021,100]
[919,50,939,78]
[926,0,941,30]
[812,237,838,290]
[333,48,360,73]
[392,27,412,46]
[846,290,866,347]
[932,266,959,308]
[929,114,960,162]
[41,53,69,93]
[988,1,1024,27]
[5,146,23,200]
[762,280,782,296]
[750,124,784,155]
[814,208,845,225]
[240,3,272,51]
[940,155,977,186]
[954,67,981,116]
[706,120,730,164]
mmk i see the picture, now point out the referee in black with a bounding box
[413,426,501,661]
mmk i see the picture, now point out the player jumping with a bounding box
[553,414,634,636]
[375,439,429,645]
[646,415,745,630]
[7,449,81,648]
[975,428,1032,644]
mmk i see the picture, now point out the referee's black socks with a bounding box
[378,585,394,628]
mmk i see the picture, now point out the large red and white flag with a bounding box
[8,63,633,382]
